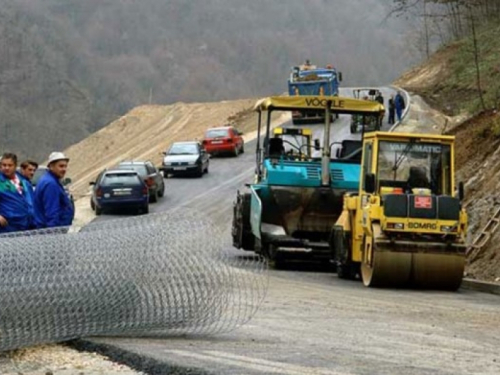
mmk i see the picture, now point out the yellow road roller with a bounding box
[331,131,467,290]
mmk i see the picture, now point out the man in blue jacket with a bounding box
[395,91,406,122]
[0,153,36,233]
[34,152,75,229]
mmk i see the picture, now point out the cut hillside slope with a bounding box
[449,110,500,282]
[65,98,259,200]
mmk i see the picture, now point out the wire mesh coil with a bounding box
[0,211,268,352]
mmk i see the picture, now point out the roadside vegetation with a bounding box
[0,0,411,162]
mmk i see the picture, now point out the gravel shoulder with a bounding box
[0,345,145,375]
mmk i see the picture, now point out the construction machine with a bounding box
[350,88,384,134]
[331,131,467,290]
[231,96,385,267]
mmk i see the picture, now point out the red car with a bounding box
[202,126,245,156]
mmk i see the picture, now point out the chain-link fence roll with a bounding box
[0,211,268,352]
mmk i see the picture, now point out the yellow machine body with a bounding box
[333,131,467,290]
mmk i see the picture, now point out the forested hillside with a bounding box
[0,0,413,161]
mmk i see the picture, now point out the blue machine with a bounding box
[288,64,342,125]
[231,96,384,267]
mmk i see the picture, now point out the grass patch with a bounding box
[447,23,500,113]
[491,117,500,138]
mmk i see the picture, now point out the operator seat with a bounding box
[407,166,430,191]
[268,137,285,158]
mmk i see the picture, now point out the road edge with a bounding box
[460,278,500,296]
[68,339,212,375]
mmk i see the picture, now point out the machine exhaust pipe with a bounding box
[321,100,332,186]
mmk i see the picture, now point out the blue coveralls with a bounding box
[0,172,35,233]
[34,171,74,229]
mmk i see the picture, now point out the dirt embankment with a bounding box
[64,99,259,200]
[448,110,500,282]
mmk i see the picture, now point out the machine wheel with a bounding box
[254,237,284,268]
[95,205,102,216]
[90,198,95,211]
[240,143,245,154]
[350,123,356,134]
[233,146,239,157]
[360,225,412,288]
[267,244,286,269]
[337,262,359,280]
[331,225,357,280]
[204,161,209,174]
[232,191,254,250]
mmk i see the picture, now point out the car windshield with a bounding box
[377,141,452,195]
[205,129,229,138]
[102,173,141,186]
[117,164,148,176]
[168,144,198,155]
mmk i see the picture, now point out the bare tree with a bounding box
[467,5,486,111]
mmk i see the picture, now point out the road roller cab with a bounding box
[332,132,467,289]
[231,96,385,267]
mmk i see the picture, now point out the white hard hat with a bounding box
[47,152,69,165]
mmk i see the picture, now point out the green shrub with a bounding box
[491,117,500,138]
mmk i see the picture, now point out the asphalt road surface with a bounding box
[89,88,500,375]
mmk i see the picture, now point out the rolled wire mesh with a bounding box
[0,211,268,352]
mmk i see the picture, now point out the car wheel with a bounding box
[240,143,245,154]
[95,205,102,216]
[158,183,165,198]
[196,165,203,178]
[90,198,95,211]
[204,161,209,174]
[138,204,149,215]
[150,189,159,203]
[233,146,239,157]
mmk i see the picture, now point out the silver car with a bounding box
[161,141,210,178]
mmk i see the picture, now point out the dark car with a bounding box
[116,160,165,203]
[202,126,244,156]
[161,141,210,178]
[90,169,149,215]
